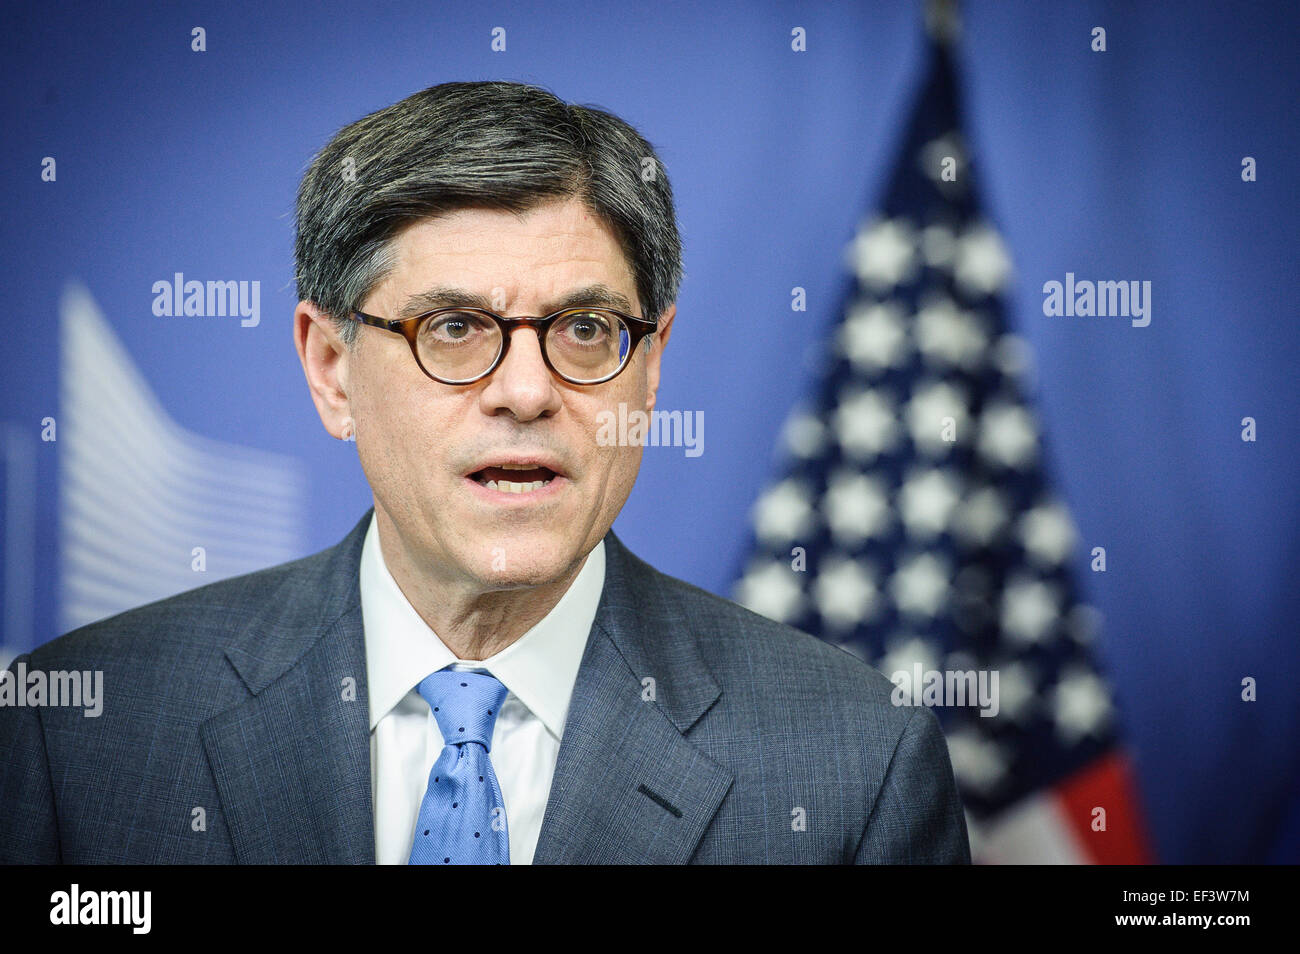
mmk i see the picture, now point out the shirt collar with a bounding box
[360,512,604,740]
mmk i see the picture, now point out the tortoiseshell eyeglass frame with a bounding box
[346,305,658,385]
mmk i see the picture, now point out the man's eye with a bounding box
[427,313,488,342]
[560,313,610,343]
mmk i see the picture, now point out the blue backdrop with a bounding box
[2,0,1296,863]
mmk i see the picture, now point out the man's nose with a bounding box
[478,325,563,420]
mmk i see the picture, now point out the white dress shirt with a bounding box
[361,513,604,865]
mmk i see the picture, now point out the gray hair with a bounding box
[294,81,683,346]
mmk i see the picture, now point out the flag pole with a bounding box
[925,0,961,47]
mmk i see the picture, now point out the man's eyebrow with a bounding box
[398,287,492,318]
[546,284,635,315]
[398,284,635,319]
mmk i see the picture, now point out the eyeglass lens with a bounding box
[416,310,633,383]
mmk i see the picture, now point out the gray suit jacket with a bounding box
[0,509,969,864]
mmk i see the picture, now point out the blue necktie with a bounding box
[407,668,511,865]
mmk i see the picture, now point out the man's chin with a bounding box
[462,529,588,590]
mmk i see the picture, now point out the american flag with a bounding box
[732,15,1153,864]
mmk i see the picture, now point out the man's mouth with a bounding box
[468,464,559,495]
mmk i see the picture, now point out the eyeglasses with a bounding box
[347,305,658,386]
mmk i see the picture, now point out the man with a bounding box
[0,81,969,864]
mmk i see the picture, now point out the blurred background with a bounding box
[1,0,1296,863]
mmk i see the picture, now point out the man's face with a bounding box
[303,197,673,592]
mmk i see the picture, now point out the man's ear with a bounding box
[643,303,675,414]
[294,301,354,439]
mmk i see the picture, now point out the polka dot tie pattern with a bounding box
[406,668,511,865]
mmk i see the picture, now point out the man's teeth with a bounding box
[483,478,550,494]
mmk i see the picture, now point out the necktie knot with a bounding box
[414,668,508,751]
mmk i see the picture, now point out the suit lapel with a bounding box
[195,513,731,865]
[200,512,375,864]
[533,533,733,864]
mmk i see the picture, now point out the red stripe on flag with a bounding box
[1053,750,1155,863]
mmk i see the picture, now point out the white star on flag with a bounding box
[841,301,910,373]
[848,217,918,291]
[735,559,805,624]
[781,410,829,460]
[1000,576,1060,645]
[915,297,987,369]
[752,478,817,545]
[1050,668,1114,745]
[906,379,970,455]
[920,132,967,191]
[890,552,951,618]
[921,223,957,268]
[954,222,1012,296]
[945,727,1009,796]
[990,660,1039,724]
[813,556,879,629]
[833,388,900,460]
[898,468,964,538]
[823,470,893,544]
[977,402,1039,469]
[952,484,1010,547]
[1019,500,1078,567]
[878,635,941,685]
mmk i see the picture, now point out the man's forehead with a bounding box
[377,203,639,314]
[395,199,621,250]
